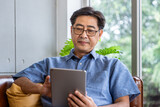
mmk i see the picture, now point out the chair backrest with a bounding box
[0,75,14,107]
[130,76,143,107]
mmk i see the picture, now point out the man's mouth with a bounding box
[78,41,89,45]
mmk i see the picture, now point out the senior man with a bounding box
[13,7,140,107]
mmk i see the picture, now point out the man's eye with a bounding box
[88,30,95,33]
[76,28,83,31]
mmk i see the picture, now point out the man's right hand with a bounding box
[14,75,51,98]
[39,75,51,98]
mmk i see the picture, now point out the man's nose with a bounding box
[80,30,88,38]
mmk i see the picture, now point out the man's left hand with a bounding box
[68,90,97,107]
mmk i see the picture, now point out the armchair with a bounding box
[0,75,143,107]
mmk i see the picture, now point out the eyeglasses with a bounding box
[72,27,99,37]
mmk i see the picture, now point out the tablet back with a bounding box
[50,68,86,107]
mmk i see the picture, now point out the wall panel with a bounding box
[0,0,15,73]
[16,0,56,72]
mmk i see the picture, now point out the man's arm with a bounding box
[14,76,51,97]
[99,96,129,107]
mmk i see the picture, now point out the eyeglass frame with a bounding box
[72,27,100,37]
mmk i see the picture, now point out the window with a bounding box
[90,0,160,106]
[90,0,132,71]
[142,0,160,106]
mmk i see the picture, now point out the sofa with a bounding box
[0,75,143,107]
[0,75,13,107]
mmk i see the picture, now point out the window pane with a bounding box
[142,0,160,106]
[90,0,132,71]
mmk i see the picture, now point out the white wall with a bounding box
[0,0,15,74]
[16,0,56,72]
[0,0,56,74]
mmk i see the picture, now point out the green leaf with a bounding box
[95,46,121,55]
[59,39,122,59]
[59,39,74,56]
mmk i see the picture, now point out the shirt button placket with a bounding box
[77,61,83,69]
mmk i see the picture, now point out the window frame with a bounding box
[131,0,142,78]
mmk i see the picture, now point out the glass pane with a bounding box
[142,0,160,106]
[90,0,132,71]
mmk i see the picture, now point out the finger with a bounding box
[45,75,50,83]
[74,90,88,104]
[68,97,79,107]
[85,91,87,96]
[43,76,51,89]
[68,94,85,106]
[68,102,72,107]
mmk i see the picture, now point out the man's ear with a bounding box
[98,29,103,40]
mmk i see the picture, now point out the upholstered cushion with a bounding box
[6,83,42,107]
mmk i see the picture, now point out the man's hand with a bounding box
[39,75,51,98]
[68,90,97,107]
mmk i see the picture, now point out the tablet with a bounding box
[50,68,86,107]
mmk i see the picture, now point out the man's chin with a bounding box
[76,48,92,53]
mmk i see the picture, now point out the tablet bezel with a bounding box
[50,68,86,107]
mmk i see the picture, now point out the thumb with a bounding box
[45,75,50,83]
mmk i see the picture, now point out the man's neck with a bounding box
[74,50,90,59]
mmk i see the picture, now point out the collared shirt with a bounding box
[13,49,140,106]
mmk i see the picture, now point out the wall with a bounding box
[0,0,56,74]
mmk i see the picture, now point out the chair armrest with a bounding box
[130,76,143,107]
[0,75,14,107]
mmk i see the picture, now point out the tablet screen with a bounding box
[50,68,86,107]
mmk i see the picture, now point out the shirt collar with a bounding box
[65,48,75,61]
[89,49,97,59]
[65,48,97,61]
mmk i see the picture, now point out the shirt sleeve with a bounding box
[109,59,140,102]
[12,59,48,83]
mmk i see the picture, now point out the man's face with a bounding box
[71,16,103,55]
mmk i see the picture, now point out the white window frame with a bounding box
[132,0,142,78]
